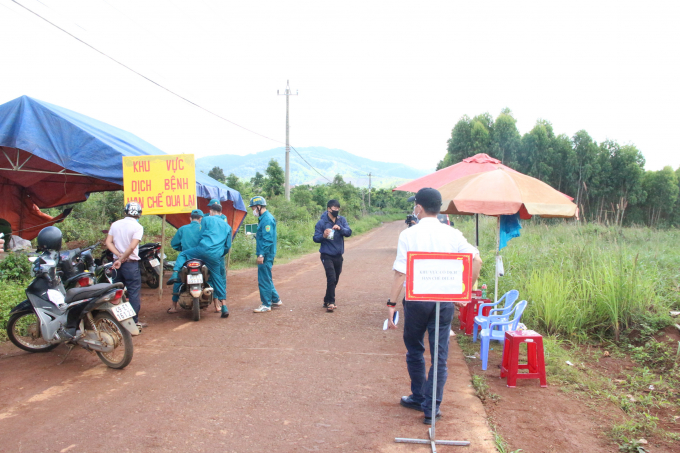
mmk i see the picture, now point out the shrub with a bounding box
[0,253,32,281]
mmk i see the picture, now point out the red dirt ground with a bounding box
[0,221,496,453]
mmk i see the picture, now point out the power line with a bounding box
[10,0,336,184]
[290,146,332,183]
[10,0,283,145]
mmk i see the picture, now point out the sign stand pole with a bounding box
[158,214,166,301]
[395,301,470,451]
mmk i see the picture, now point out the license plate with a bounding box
[187,274,203,284]
[148,258,160,267]
[111,302,136,321]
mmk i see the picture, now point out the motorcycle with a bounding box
[59,244,98,290]
[174,258,214,322]
[6,249,137,369]
[96,237,163,289]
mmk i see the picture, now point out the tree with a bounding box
[492,108,520,165]
[642,167,678,226]
[571,130,599,210]
[264,159,285,197]
[547,134,576,193]
[250,172,265,190]
[607,143,646,225]
[517,120,554,182]
[225,173,241,192]
[444,115,473,164]
[208,166,226,182]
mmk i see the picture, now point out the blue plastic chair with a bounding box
[479,300,528,371]
[472,289,520,343]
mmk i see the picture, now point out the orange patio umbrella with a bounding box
[394,154,517,246]
[438,168,577,302]
[438,168,577,218]
[393,153,518,193]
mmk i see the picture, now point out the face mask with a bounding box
[329,209,339,218]
[412,206,420,220]
[252,209,259,217]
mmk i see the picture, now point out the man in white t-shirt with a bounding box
[105,201,144,330]
[387,188,482,425]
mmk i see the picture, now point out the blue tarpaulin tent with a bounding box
[0,96,247,236]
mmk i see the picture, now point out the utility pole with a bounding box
[277,80,297,201]
[368,172,372,208]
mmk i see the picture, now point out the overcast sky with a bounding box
[1,0,678,175]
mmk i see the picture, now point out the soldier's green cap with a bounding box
[191,209,204,217]
[207,199,221,208]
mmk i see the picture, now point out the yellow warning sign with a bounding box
[122,154,197,215]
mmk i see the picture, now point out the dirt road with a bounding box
[0,221,495,452]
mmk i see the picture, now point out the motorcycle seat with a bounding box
[65,282,124,304]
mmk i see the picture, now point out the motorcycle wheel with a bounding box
[192,297,200,322]
[7,311,59,353]
[145,268,159,289]
[92,312,133,369]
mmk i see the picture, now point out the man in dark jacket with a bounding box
[313,200,352,311]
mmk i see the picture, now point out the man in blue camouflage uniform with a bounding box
[167,199,232,318]
[167,209,203,314]
[249,196,282,313]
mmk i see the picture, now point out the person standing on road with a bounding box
[250,196,282,313]
[313,199,352,312]
[167,199,232,319]
[386,188,482,425]
[106,201,145,332]
[167,209,203,314]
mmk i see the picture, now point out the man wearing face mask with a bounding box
[313,199,352,312]
[249,196,282,313]
[387,188,482,425]
[106,201,145,331]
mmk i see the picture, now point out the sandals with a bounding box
[326,304,336,312]
[167,307,178,314]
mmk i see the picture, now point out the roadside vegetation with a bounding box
[0,166,410,341]
[454,215,680,451]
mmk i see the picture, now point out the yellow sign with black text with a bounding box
[122,154,197,215]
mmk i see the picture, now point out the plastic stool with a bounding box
[458,290,482,332]
[500,330,547,388]
[459,298,491,335]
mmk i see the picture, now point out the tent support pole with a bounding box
[159,215,166,301]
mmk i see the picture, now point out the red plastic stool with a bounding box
[458,290,481,331]
[459,296,492,335]
[500,330,547,388]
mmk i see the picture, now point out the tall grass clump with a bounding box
[452,216,675,343]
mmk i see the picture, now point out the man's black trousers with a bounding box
[320,253,343,305]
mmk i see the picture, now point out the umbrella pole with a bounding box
[494,216,500,303]
[158,215,166,301]
[475,214,479,247]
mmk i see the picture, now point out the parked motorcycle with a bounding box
[7,249,137,369]
[59,244,98,290]
[96,239,163,289]
[174,258,214,321]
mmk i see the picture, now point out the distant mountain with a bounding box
[195,147,429,188]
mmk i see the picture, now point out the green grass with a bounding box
[452,216,677,341]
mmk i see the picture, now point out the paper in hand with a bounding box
[383,311,399,330]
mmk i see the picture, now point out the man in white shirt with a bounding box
[387,188,482,425]
[105,201,144,330]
